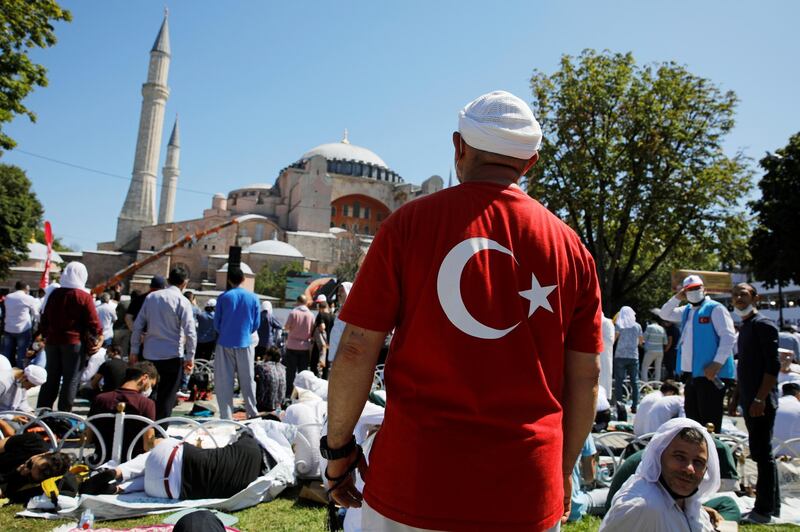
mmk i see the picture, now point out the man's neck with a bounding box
[742,311,757,321]
[120,382,138,392]
[461,165,521,186]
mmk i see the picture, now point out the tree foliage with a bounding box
[254,262,303,301]
[333,233,364,282]
[0,164,44,278]
[0,0,71,151]
[527,50,752,313]
[749,132,800,287]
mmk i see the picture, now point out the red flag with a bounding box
[40,221,53,289]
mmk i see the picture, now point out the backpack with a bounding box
[254,362,272,412]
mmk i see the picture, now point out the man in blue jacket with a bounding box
[658,274,736,432]
[213,267,261,419]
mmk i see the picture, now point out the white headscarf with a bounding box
[635,417,720,502]
[261,300,272,313]
[616,306,637,329]
[60,262,88,290]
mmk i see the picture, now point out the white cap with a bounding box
[682,274,704,290]
[315,294,327,303]
[458,90,542,159]
[206,298,217,307]
[23,365,47,386]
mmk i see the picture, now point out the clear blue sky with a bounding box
[4,0,799,250]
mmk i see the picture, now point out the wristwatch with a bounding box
[319,435,356,460]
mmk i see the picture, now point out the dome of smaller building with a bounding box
[28,242,64,263]
[218,262,254,275]
[245,239,304,258]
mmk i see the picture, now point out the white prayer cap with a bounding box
[315,294,327,303]
[635,417,720,501]
[206,298,217,307]
[261,300,272,312]
[24,365,47,386]
[458,90,542,159]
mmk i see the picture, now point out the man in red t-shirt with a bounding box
[325,91,603,531]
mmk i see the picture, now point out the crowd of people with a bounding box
[2,89,800,531]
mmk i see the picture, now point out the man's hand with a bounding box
[326,448,368,508]
[703,361,722,381]
[703,506,723,527]
[183,359,194,374]
[561,473,572,524]
[12,415,29,424]
[86,336,104,355]
[676,288,687,302]
[749,400,766,418]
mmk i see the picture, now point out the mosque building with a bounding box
[75,13,442,294]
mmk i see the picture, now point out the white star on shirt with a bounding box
[519,273,556,317]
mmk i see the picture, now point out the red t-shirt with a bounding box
[339,181,603,531]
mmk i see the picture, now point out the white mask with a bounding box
[140,386,152,398]
[686,290,705,304]
[734,305,754,317]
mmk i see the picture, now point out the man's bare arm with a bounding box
[327,324,386,448]
[562,349,600,476]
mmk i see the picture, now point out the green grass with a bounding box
[2,495,800,531]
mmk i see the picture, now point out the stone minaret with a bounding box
[115,13,171,247]
[158,117,180,224]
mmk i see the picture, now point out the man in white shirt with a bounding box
[96,292,117,347]
[0,356,47,414]
[658,274,736,433]
[778,348,800,385]
[774,382,800,458]
[601,418,720,532]
[634,380,685,437]
[2,282,38,368]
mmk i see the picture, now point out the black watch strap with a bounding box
[320,435,356,460]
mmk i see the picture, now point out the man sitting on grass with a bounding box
[601,418,721,531]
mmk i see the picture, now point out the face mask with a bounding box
[734,305,754,317]
[686,290,705,304]
[140,386,152,398]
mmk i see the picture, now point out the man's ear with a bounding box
[452,132,464,161]
[521,152,539,175]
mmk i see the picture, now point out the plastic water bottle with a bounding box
[79,509,95,530]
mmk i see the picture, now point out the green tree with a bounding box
[254,262,303,301]
[0,0,71,151]
[527,50,752,313]
[749,132,800,288]
[0,164,44,278]
[333,233,364,282]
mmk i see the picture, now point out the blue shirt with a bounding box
[214,287,261,348]
[196,310,217,343]
[615,323,642,359]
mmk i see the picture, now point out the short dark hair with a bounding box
[125,361,159,384]
[15,281,27,291]
[40,452,73,479]
[783,382,800,396]
[267,346,282,362]
[184,290,195,301]
[661,380,680,395]
[228,267,245,285]
[676,427,706,445]
[734,282,757,297]
[168,266,188,286]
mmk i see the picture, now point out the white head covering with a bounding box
[23,365,47,386]
[315,294,327,303]
[458,90,542,159]
[60,262,88,290]
[635,417,720,501]
[339,282,352,297]
[261,300,272,312]
[206,298,217,308]
[616,306,637,329]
